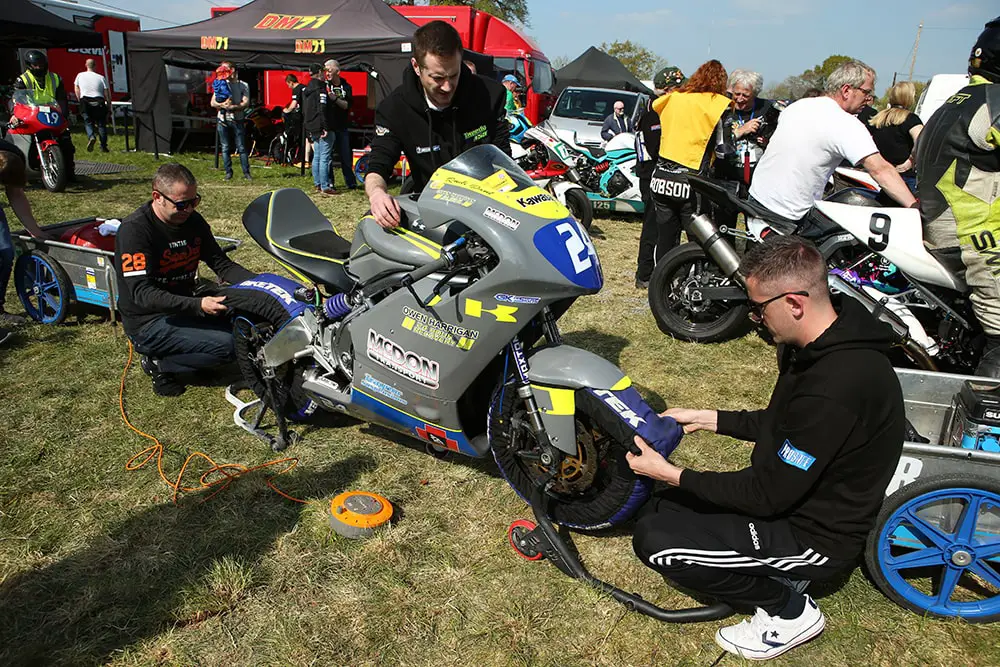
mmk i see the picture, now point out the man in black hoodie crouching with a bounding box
[364,20,509,228]
[628,236,904,661]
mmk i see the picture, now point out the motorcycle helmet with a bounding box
[969,16,1000,81]
[507,112,531,144]
[24,50,48,77]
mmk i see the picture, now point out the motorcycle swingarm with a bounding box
[692,285,747,302]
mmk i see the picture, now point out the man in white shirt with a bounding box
[209,62,252,180]
[749,60,916,222]
[74,59,111,153]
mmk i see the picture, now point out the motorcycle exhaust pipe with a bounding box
[686,214,745,287]
[827,273,939,371]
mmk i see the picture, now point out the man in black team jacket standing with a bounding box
[365,20,509,228]
[115,164,254,396]
[628,236,904,661]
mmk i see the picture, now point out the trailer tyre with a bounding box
[13,250,73,324]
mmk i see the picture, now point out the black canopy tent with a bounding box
[126,0,423,153]
[554,46,653,95]
[1,0,103,48]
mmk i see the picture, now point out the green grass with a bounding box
[0,130,997,666]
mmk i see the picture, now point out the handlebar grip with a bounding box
[406,254,450,284]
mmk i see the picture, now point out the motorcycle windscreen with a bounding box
[418,144,569,228]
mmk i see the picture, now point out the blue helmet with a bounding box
[507,112,532,143]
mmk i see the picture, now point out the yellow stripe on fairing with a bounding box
[530,385,576,416]
[610,376,632,391]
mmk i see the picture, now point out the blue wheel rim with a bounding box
[878,487,1000,619]
[15,254,67,324]
[354,154,369,182]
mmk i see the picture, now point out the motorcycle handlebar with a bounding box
[404,236,468,285]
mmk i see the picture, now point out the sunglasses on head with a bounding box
[746,290,809,323]
[155,191,202,211]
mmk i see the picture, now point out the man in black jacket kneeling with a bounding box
[628,236,905,661]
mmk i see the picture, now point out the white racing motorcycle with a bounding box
[649,175,982,373]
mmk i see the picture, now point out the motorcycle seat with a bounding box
[242,188,353,293]
[584,146,606,159]
[686,174,798,234]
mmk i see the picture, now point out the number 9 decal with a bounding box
[868,213,892,252]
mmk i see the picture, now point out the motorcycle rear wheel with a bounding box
[233,315,318,421]
[648,242,751,343]
[489,381,646,530]
[40,145,67,193]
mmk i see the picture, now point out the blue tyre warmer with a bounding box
[218,273,312,325]
[577,386,683,525]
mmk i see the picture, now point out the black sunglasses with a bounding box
[747,290,809,322]
[155,191,202,211]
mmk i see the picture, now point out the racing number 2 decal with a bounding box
[556,222,592,273]
[868,213,892,252]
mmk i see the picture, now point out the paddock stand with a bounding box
[509,482,735,623]
[225,380,300,452]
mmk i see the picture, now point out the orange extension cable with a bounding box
[119,340,308,505]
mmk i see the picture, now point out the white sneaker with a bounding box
[715,595,825,661]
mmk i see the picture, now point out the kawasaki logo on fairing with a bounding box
[593,389,645,428]
[516,193,554,207]
[367,329,440,389]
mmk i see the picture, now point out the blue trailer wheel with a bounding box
[865,475,1000,622]
[13,250,74,325]
[354,153,370,183]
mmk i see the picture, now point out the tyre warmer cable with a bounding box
[119,340,309,505]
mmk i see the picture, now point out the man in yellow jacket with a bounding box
[11,50,76,179]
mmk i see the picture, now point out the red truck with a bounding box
[26,0,140,103]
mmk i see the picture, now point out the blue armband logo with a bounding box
[778,440,816,471]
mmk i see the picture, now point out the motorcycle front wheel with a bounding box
[489,381,646,530]
[40,144,67,193]
[564,187,593,231]
[648,242,751,343]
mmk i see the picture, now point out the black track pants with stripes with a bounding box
[632,491,855,615]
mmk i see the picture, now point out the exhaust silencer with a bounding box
[686,214,745,286]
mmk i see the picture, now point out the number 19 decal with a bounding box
[868,213,892,252]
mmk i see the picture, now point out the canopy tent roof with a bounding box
[1,0,103,49]
[128,0,418,61]
[554,47,653,95]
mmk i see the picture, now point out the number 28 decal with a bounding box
[868,213,892,252]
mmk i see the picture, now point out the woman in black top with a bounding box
[867,81,923,193]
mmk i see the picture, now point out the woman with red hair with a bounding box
[648,60,731,256]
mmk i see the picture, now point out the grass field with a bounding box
[0,131,997,666]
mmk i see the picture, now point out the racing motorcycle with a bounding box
[648,175,980,374]
[508,116,593,230]
[228,144,670,532]
[550,128,644,215]
[4,89,70,192]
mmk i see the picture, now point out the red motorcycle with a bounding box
[5,89,70,192]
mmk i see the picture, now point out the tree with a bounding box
[383,0,530,26]
[763,55,857,100]
[550,55,571,70]
[600,40,663,80]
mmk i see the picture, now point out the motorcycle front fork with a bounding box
[510,307,564,470]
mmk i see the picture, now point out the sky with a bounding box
[119,0,993,94]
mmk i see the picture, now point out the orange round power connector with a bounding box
[329,491,394,538]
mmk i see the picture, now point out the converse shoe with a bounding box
[715,595,825,661]
[139,355,158,377]
[151,371,186,397]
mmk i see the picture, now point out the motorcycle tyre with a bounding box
[489,380,645,530]
[41,145,67,193]
[648,242,751,343]
[232,315,318,422]
[564,187,593,231]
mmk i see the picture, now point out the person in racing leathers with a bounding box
[748,60,915,227]
[11,50,76,180]
[629,235,904,661]
[364,20,510,228]
[916,16,1000,377]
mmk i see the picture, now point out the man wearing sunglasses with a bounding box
[628,236,904,661]
[748,60,916,225]
[115,163,255,396]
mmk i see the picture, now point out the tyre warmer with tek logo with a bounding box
[576,385,684,525]
[218,273,313,323]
